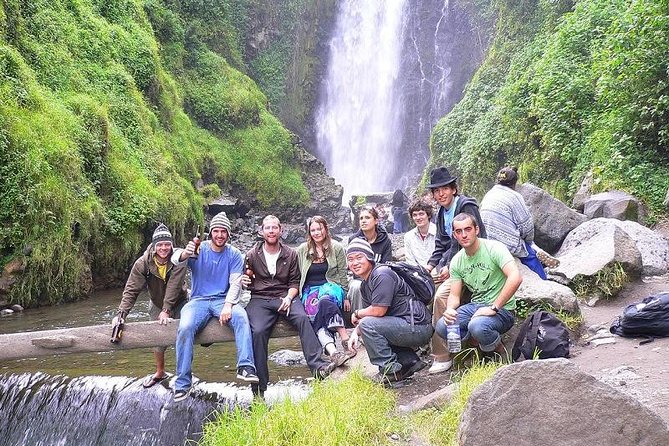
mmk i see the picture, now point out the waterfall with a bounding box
[315,0,463,200]
[316,0,410,198]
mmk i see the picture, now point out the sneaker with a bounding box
[329,351,353,368]
[402,359,427,378]
[428,359,453,375]
[536,250,560,268]
[315,360,338,380]
[173,388,191,402]
[371,368,404,387]
[237,366,260,383]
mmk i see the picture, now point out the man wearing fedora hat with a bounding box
[424,166,487,374]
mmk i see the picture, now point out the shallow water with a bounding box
[0,289,311,383]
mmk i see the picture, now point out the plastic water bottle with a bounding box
[446,324,461,353]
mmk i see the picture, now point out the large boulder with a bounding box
[558,218,667,277]
[583,190,645,223]
[572,169,593,212]
[458,359,669,446]
[664,187,669,211]
[517,183,587,253]
[515,262,579,313]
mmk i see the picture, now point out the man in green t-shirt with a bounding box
[434,212,522,362]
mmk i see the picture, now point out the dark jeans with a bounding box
[358,316,433,374]
[246,297,327,392]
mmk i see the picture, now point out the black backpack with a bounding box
[512,310,570,361]
[383,261,435,305]
[610,292,669,344]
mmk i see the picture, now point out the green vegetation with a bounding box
[0,0,308,305]
[411,361,502,446]
[572,261,629,299]
[430,0,669,219]
[515,300,584,330]
[200,370,407,446]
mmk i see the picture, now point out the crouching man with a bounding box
[434,213,522,362]
[346,239,433,386]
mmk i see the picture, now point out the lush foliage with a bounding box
[0,0,308,305]
[200,370,407,446]
[430,0,669,218]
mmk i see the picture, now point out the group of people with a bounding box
[114,164,560,396]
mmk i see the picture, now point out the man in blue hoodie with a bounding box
[423,166,487,374]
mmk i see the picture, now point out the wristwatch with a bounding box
[490,304,499,313]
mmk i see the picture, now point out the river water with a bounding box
[0,288,311,384]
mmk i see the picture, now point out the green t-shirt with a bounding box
[449,238,516,310]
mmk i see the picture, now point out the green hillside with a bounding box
[0,0,308,306]
[430,0,669,218]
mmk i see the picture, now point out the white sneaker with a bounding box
[428,359,453,374]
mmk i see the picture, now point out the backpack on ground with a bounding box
[512,310,570,361]
[383,261,435,305]
[609,292,669,344]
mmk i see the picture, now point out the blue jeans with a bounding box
[358,316,433,373]
[175,298,254,391]
[435,303,514,352]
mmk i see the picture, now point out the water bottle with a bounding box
[446,324,461,353]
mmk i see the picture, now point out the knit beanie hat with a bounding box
[346,238,375,263]
[209,212,232,236]
[152,223,173,246]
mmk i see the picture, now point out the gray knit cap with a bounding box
[209,212,232,236]
[152,223,173,246]
[346,238,375,263]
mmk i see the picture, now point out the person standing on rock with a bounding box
[403,199,437,270]
[170,212,258,402]
[423,166,487,374]
[346,238,433,386]
[434,212,521,363]
[480,166,559,280]
[243,215,337,398]
[114,223,188,389]
[348,206,393,311]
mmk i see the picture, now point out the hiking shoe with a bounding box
[173,388,191,402]
[315,360,338,380]
[329,351,353,368]
[402,359,427,378]
[536,250,560,268]
[428,359,453,375]
[371,369,403,387]
[237,366,260,383]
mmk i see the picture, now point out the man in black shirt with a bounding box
[347,239,433,385]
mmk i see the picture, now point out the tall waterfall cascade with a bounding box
[316,0,462,199]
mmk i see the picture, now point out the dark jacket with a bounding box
[427,194,487,269]
[119,245,188,316]
[352,224,393,263]
[246,241,300,298]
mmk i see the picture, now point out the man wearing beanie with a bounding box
[170,212,258,402]
[346,239,433,387]
[244,215,337,398]
[114,223,188,389]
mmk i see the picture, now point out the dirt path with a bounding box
[393,275,669,422]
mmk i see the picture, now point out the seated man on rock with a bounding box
[434,213,522,363]
[480,166,559,279]
[244,215,337,398]
[346,239,433,386]
[403,199,437,270]
[171,212,258,402]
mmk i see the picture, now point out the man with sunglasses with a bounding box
[434,212,522,362]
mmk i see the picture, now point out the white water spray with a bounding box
[316,1,409,198]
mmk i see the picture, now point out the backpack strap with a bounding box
[512,311,542,361]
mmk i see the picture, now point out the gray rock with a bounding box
[0,309,14,316]
[10,304,23,312]
[583,190,644,223]
[664,187,669,210]
[572,170,593,212]
[559,218,668,276]
[553,223,642,282]
[268,349,306,367]
[458,359,669,446]
[517,183,587,253]
[515,261,579,313]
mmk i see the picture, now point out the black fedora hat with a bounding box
[427,166,457,189]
